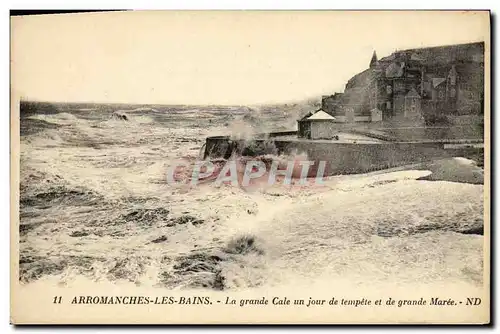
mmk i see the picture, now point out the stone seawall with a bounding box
[204,132,483,176]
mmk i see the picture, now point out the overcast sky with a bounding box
[11,11,489,105]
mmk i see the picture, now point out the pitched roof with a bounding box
[307,110,336,120]
[406,88,421,98]
[432,77,446,88]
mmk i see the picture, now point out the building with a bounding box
[298,108,382,139]
[404,88,422,118]
[297,110,337,139]
[321,42,484,125]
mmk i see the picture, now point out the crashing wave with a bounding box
[110,112,129,121]
[28,112,78,124]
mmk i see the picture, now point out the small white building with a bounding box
[297,109,338,140]
[298,108,382,140]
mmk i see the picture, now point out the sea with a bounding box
[18,103,484,291]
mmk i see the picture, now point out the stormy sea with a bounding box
[19,102,484,292]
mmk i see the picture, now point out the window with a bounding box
[386,85,392,94]
[460,83,471,91]
[410,100,417,112]
[386,101,392,109]
[450,88,456,98]
[406,98,417,114]
[394,81,404,91]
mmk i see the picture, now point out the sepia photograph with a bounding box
[10,10,490,324]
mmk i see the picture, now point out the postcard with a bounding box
[10,10,490,324]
